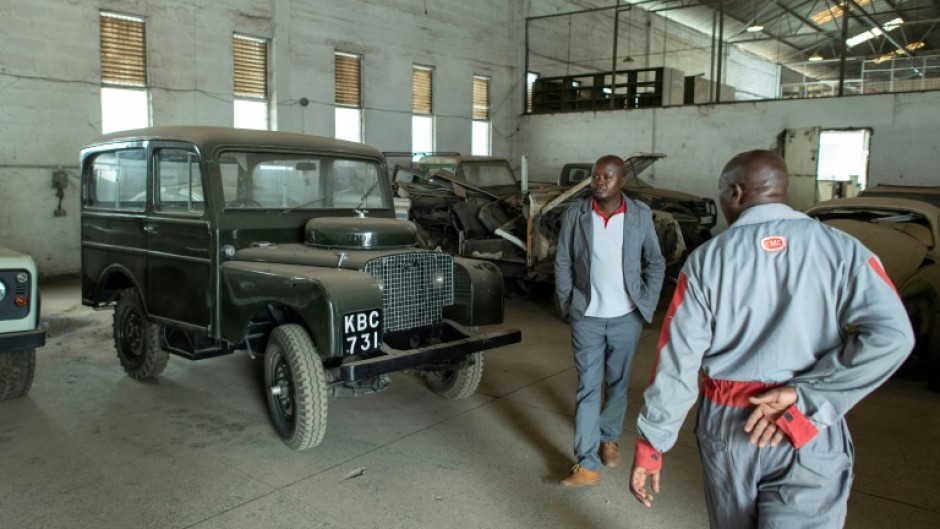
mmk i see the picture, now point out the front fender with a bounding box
[444,257,505,326]
[220,262,383,356]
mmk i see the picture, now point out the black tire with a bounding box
[264,324,328,450]
[0,349,36,401]
[425,352,484,400]
[114,289,168,380]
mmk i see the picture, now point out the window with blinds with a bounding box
[335,52,361,108]
[412,66,433,115]
[100,12,147,87]
[472,76,490,121]
[233,34,268,100]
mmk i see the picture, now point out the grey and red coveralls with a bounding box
[634,203,914,528]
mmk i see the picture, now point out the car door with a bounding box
[80,144,150,306]
[144,143,214,331]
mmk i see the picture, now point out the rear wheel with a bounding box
[264,324,328,450]
[114,289,168,380]
[0,349,36,401]
[425,352,484,400]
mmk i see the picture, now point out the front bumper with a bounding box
[0,328,46,352]
[338,320,521,382]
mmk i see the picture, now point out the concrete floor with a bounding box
[1,280,938,529]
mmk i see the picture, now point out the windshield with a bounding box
[460,161,517,187]
[219,152,389,210]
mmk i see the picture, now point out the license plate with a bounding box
[343,309,382,355]
[700,216,713,225]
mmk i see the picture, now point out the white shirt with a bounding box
[585,202,635,318]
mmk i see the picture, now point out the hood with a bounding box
[305,217,417,250]
[625,182,703,203]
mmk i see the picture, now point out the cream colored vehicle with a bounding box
[0,247,45,400]
[524,153,686,283]
[804,197,940,391]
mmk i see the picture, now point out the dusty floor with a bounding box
[1,279,938,529]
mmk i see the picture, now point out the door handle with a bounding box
[143,225,157,234]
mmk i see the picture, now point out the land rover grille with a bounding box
[364,253,454,332]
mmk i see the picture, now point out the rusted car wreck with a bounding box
[394,153,686,287]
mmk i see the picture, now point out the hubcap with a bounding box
[270,352,294,423]
[120,309,145,362]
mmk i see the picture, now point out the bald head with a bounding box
[718,150,789,224]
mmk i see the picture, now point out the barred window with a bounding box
[412,65,433,115]
[100,11,149,133]
[472,76,490,120]
[233,34,268,99]
[100,12,147,87]
[233,34,269,130]
[335,52,361,107]
[335,52,363,142]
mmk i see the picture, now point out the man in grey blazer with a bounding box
[555,154,666,487]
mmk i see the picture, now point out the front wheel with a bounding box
[264,324,328,450]
[425,353,484,400]
[0,349,36,401]
[114,289,168,380]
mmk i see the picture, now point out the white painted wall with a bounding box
[0,0,521,276]
[520,90,940,230]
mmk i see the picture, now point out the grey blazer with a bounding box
[554,194,666,323]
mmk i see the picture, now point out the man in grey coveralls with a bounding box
[555,155,665,487]
[629,150,914,527]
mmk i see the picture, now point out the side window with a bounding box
[155,149,204,215]
[86,149,147,211]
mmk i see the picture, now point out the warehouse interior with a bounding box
[1,1,939,528]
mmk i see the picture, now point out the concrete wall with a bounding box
[0,0,521,276]
[520,90,940,229]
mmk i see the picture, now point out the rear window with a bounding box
[84,149,147,211]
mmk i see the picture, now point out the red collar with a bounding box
[592,198,626,227]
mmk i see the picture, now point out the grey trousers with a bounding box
[570,310,643,470]
[695,398,854,529]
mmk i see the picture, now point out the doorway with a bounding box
[817,129,871,200]
[783,127,871,210]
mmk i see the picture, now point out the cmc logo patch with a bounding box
[760,236,787,253]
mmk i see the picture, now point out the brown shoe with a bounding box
[600,442,621,468]
[560,464,600,487]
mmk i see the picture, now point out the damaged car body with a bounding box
[80,126,521,450]
[558,161,717,248]
[395,153,686,286]
[804,196,940,391]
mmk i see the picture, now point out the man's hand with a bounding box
[629,465,661,507]
[744,386,798,447]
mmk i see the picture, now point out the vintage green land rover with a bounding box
[80,126,521,450]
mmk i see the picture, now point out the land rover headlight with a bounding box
[0,280,6,303]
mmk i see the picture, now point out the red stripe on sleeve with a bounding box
[633,438,663,471]
[774,404,819,449]
[649,273,689,384]
[867,256,898,294]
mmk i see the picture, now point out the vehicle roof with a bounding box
[861,184,940,195]
[805,196,940,217]
[81,126,385,160]
[417,155,510,164]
